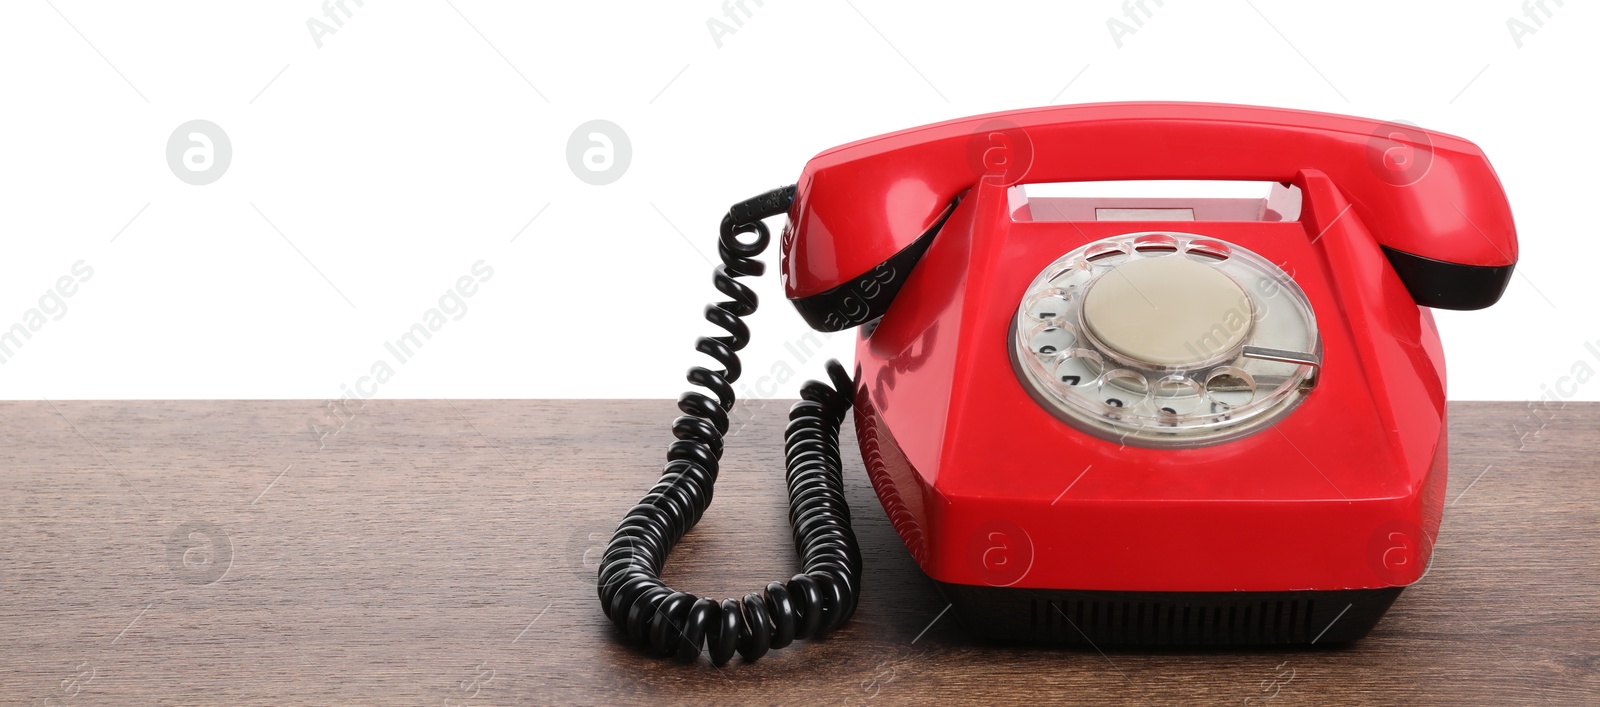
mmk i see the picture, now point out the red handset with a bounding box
[600,103,1517,664]
[783,102,1514,329]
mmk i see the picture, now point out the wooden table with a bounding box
[1,400,1595,705]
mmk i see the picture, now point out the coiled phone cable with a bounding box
[597,185,864,665]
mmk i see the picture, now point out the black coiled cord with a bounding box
[597,185,864,665]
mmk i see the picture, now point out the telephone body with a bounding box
[600,103,1516,662]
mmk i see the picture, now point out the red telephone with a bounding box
[599,103,1517,664]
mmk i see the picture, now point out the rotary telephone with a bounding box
[598,102,1517,664]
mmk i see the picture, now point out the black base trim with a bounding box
[937,582,1404,647]
[1382,245,1513,310]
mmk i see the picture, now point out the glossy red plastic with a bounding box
[781,102,1516,299]
[847,169,1459,592]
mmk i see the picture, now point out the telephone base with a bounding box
[936,583,1404,647]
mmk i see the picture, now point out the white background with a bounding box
[0,0,1593,400]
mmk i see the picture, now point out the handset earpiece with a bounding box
[788,197,961,332]
[1380,246,1514,310]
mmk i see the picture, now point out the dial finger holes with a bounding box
[1013,232,1317,446]
[1052,349,1103,387]
[1133,234,1179,255]
[1025,288,1072,320]
[1204,367,1257,408]
[1153,375,1203,418]
[1100,369,1150,410]
[1084,242,1130,267]
[1184,239,1232,263]
[1029,325,1076,356]
[1049,263,1093,290]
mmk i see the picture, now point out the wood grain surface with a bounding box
[0,400,1595,705]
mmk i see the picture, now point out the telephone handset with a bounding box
[785,102,1515,327]
[599,103,1516,664]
